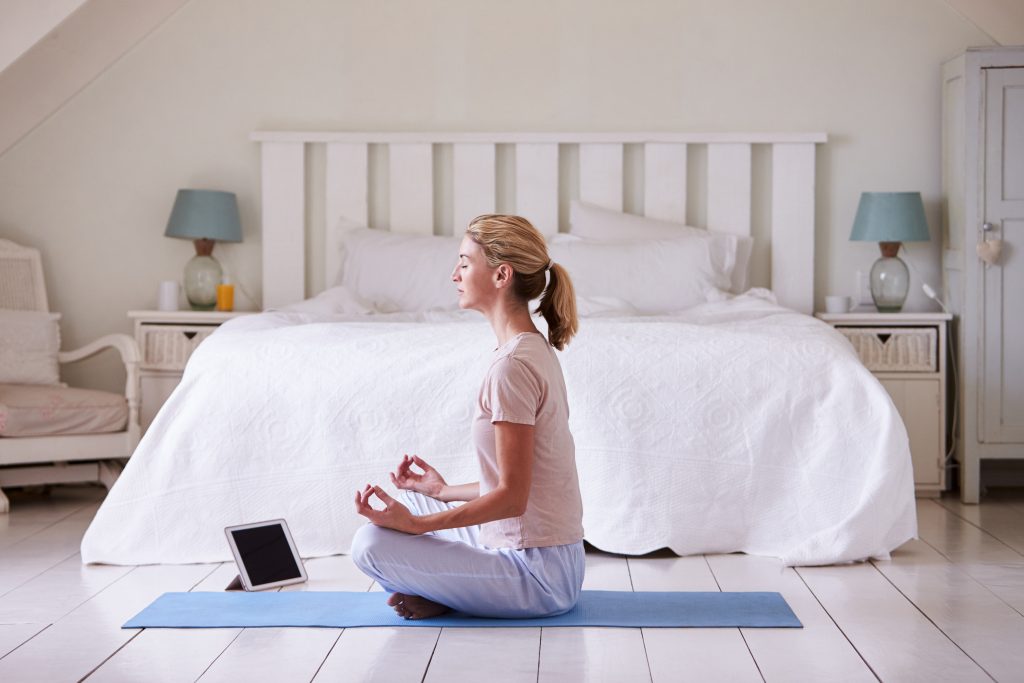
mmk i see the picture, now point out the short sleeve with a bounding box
[485,357,541,425]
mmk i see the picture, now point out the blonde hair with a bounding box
[465,214,578,350]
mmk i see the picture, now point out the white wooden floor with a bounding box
[1,486,1023,682]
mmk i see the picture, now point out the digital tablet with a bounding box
[224,519,307,591]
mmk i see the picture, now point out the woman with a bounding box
[351,214,584,620]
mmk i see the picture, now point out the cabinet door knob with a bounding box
[981,222,995,232]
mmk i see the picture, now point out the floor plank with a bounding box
[0,623,47,659]
[871,539,1024,682]
[539,628,652,683]
[0,489,98,551]
[0,563,216,683]
[86,564,243,683]
[195,555,372,682]
[537,551,651,683]
[628,553,761,683]
[796,561,991,682]
[0,503,101,598]
[198,627,340,683]
[917,500,1024,616]
[706,553,875,683]
[312,557,439,682]
[934,496,1024,556]
[583,549,634,590]
[0,553,132,625]
[313,627,440,683]
[424,628,540,683]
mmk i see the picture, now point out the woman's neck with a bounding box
[484,298,539,347]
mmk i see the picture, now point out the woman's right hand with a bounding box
[390,454,447,499]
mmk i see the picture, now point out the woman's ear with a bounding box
[494,264,513,288]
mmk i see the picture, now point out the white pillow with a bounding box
[568,200,752,293]
[278,285,373,316]
[548,234,731,314]
[0,310,61,385]
[336,227,461,313]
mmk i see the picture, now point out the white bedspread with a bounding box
[81,293,916,566]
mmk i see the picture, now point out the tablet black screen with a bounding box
[231,524,301,586]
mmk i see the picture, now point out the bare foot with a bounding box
[387,592,451,620]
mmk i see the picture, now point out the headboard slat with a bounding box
[325,142,368,286]
[579,143,624,212]
[260,141,306,310]
[771,143,817,314]
[515,143,560,236]
[452,143,496,234]
[388,143,433,234]
[643,143,688,223]
[707,143,753,237]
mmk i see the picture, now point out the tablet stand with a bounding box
[225,575,245,591]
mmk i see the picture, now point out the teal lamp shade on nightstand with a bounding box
[849,192,930,313]
[164,189,242,310]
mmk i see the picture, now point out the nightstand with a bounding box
[816,312,953,497]
[128,310,251,432]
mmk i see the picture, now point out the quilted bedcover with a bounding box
[81,293,916,566]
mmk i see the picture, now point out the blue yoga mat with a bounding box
[123,590,801,629]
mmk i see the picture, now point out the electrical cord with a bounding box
[901,244,959,466]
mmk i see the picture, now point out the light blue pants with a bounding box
[350,490,585,618]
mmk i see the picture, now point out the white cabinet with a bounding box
[128,310,250,432]
[942,47,1024,503]
[817,312,952,497]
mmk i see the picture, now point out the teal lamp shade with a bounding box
[165,189,242,242]
[849,192,930,243]
[164,189,242,310]
[849,192,930,313]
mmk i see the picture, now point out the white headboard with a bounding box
[250,131,827,313]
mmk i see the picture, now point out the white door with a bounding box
[982,68,1024,444]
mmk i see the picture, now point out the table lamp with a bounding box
[849,192,930,312]
[164,189,242,310]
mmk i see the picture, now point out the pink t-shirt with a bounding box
[472,332,584,549]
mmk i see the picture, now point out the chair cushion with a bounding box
[0,310,61,385]
[0,384,128,437]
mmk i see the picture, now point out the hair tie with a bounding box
[547,260,554,271]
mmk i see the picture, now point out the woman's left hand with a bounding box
[354,484,423,534]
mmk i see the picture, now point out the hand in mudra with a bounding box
[390,454,447,499]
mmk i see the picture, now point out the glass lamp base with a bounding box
[870,255,909,313]
[184,255,222,311]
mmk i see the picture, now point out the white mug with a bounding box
[157,280,180,311]
[825,295,853,314]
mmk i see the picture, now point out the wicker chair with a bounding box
[0,239,140,512]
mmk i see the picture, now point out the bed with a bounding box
[80,132,917,567]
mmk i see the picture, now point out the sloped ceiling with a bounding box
[943,0,1024,46]
[0,0,89,73]
[0,0,189,157]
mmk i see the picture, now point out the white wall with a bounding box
[0,0,997,392]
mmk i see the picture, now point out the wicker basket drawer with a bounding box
[138,324,218,371]
[837,326,937,372]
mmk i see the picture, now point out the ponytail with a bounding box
[536,263,578,351]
